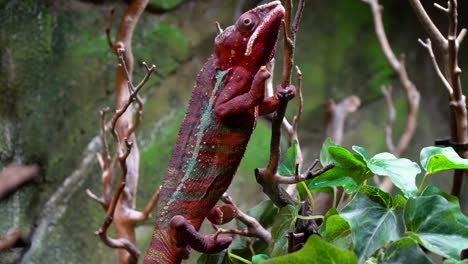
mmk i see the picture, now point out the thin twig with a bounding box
[213,194,271,245]
[382,85,396,153]
[418,38,453,95]
[408,0,447,51]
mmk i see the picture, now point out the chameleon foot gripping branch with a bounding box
[143,2,294,263]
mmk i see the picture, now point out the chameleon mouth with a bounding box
[244,1,285,56]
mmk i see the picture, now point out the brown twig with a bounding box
[364,0,420,193]
[324,96,361,145]
[382,85,396,153]
[86,1,161,263]
[255,0,305,208]
[212,194,272,245]
[409,0,467,197]
[0,164,40,201]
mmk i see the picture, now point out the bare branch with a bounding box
[408,0,448,51]
[0,164,40,200]
[365,0,420,192]
[216,194,271,244]
[418,38,453,95]
[457,28,467,44]
[382,85,396,153]
[128,186,161,223]
[255,0,305,208]
[0,231,27,251]
[433,3,448,14]
[324,96,361,145]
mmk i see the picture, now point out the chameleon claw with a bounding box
[169,215,232,254]
[207,204,237,225]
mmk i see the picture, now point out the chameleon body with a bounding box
[144,2,289,263]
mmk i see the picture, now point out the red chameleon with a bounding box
[144,1,295,263]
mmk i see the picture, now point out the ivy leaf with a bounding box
[324,214,353,250]
[308,142,369,192]
[263,236,357,264]
[420,146,468,175]
[375,238,432,264]
[318,208,339,237]
[270,205,297,257]
[340,186,404,263]
[320,138,337,166]
[405,187,468,260]
[353,146,420,198]
[278,140,298,176]
[252,254,269,264]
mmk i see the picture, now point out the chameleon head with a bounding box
[214,1,285,70]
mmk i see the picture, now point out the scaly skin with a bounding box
[144,2,292,263]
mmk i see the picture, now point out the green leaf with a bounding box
[309,143,370,192]
[324,214,353,250]
[375,238,432,264]
[405,187,468,260]
[420,146,468,175]
[197,250,229,264]
[340,186,404,263]
[252,254,269,264]
[270,205,297,257]
[278,140,298,176]
[443,260,468,264]
[320,138,337,166]
[318,208,339,237]
[353,146,420,198]
[263,236,358,264]
[308,170,360,193]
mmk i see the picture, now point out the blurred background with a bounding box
[0,0,467,263]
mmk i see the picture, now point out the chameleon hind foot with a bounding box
[169,215,232,254]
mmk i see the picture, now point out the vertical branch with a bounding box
[86,1,161,263]
[255,0,305,208]
[363,0,420,193]
[409,0,467,197]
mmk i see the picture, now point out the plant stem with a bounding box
[228,252,252,264]
[332,186,337,208]
[296,215,324,221]
[300,181,315,214]
[418,173,429,193]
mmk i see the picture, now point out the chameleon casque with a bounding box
[144,1,294,263]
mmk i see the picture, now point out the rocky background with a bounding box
[0,0,466,263]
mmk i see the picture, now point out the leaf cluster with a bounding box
[198,140,468,264]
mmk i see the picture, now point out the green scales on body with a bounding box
[144,2,295,263]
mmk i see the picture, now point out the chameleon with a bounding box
[144,1,294,263]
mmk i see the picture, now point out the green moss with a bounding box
[135,23,189,77]
[148,0,185,10]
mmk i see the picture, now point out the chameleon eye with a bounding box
[237,14,257,33]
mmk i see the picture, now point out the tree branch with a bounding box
[0,164,40,201]
[255,0,305,208]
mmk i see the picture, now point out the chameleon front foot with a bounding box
[169,215,232,255]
